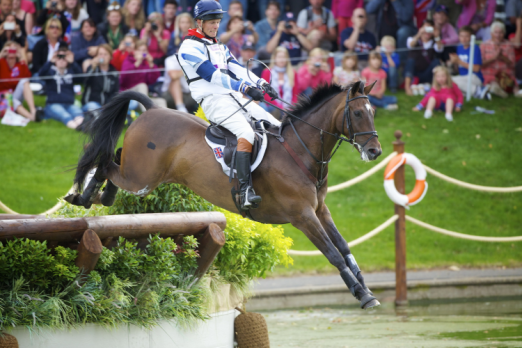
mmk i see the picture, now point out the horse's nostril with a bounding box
[367,148,382,158]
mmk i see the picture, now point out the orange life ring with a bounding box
[384,153,428,207]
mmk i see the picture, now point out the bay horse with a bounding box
[66,80,383,309]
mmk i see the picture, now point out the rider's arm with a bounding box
[179,43,253,93]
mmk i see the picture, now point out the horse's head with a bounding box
[336,80,382,162]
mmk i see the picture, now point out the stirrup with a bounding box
[241,186,261,210]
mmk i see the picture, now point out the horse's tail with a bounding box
[74,91,155,191]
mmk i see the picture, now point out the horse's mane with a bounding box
[282,83,362,125]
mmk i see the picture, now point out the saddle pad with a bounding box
[205,122,268,177]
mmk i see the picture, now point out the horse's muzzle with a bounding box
[366,147,382,161]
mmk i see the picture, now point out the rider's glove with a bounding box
[246,87,264,101]
[258,79,279,100]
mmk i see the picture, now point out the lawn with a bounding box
[0,93,521,275]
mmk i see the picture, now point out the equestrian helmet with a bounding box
[194,0,226,21]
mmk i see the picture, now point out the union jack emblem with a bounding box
[214,147,223,158]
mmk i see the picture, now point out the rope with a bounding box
[287,215,399,256]
[405,215,522,242]
[327,152,397,192]
[423,165,522,193]
[0,186,74,216]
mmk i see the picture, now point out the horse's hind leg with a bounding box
[317,204,376,298]
[291,208,379,309]
[99,148,122,206]
[64,167,105,208]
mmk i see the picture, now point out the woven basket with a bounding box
[234,308,270,348]
[0,333,18,348]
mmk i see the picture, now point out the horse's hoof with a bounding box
[64,193,83,206]
[362,298,381,310]
[63,194,75,204]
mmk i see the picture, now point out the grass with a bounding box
[0,93,521,275]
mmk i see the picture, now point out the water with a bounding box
[261,299,522,347]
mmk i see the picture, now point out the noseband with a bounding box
[278,87,379,188]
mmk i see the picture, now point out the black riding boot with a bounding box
[236,151,261,210]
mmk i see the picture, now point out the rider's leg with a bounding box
[244,99,282,127]
[236,138,262,209]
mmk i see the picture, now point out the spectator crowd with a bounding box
[1,0,522,128]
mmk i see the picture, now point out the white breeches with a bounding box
[201,92,282,144]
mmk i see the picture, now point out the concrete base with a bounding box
[10,310,238,348]
[247,276,522,311]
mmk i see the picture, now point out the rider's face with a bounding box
[199,19,220,38]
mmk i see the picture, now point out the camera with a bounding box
[125,41,131,47]
[7,48,17,54]
[285,22,292,30]
[3,22,15,30]
[425,26,434,33]
[314,62,321,68]
[57,54,66,60]
[243,21,249,28]
[142,53,147,58]
[51,1,57,8]
[151,23,158,31]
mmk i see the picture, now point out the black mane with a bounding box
[282,83,353,125]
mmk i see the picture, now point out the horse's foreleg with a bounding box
[64,167,106,208]
[316,204,378,303]
[291,209,379,309]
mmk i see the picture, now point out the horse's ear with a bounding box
[364,80,378,95]
[359,80,365,94]
[350,80,362,97]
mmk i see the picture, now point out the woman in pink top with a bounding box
[413,66,463,122]
[261,47,299,111]
[140,12,169,66]
[361,51,398,110]
[433,5,458,46]
[456,0,495,41]
[297,48,333,96]
[331,0,363,44]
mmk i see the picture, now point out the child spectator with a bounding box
[361,51,398,110]
[122,0,145,36]
[64,0,89,33]
[413,66,463,122]
[296,47,332,96]
[71,18,106,71]
[331,0,363,44]
[0,41,39,120]
[82,43,119,116]
[449,26,488,98]
[166,12,193,56]
[333,51,360,86]
[97,2,129,50]
[261,46,299,111]
[111,33,136,70]
[38,46,84,129]
[140,12,169,66]
[379,35,399,93]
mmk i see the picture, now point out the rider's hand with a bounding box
[246,87,264,101]
[262,83,278,100]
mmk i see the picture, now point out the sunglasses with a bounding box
[48,25,60,30]
[107,4,120,10]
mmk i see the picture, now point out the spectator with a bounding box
[122,0,145,36]
[120,39,166,107]
[480,21,519,97]
[260,47,298,113]
[162,0,177,34]
[36,0,69,41]
[64,0,89,34]
[72,18,106,71]
[413,66,462,122]
[161,53,197,113]
[433,5,458,47]
[366,0,416,58]
[82,43,119,118]
[331,0,363,43]
[140,12,169,66]
[12,0,32,36]
[84,0,108,25]
[449,26,488,98]
[0,41,39,120]
[361,51,398,110]
[220,15,257,59]
[404,19,444,96]
[340,8,376,69]
[506,0,522,34]
[31,18,68,74]
[509,15,522,83]
[296,47,332,96]
[238,40,262,77]
[296,0,337,50]
[435,0,463,27]
[218,0,245,35]
[0,14,26,50]
[333,52,360,86]
[253,1,280,51]
[166,12,193,56]
[111,33,136,70]
[266,13,313,65]
[379,35,399,93]
[456,0,495,41]
[98,2,130,50]
[38,46,84,129]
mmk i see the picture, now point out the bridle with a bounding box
[272,87,379,188]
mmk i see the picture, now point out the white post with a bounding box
[466,35,476,102]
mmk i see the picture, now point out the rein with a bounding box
[264,88,378,189]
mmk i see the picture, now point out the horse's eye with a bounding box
[353,110,362,118]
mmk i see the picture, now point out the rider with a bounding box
[177,0,281,211]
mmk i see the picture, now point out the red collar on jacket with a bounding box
[188,28,217,43]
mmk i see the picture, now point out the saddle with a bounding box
[205,122,264,168]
